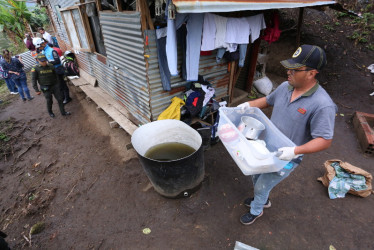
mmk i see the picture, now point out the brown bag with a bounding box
[317,159,373,198]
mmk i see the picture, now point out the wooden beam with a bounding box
[245,38,261,93]
[296,7,304,48]
[116,0,123,11]
[228,61,236,103]
[79,84,138,135]
[95,0,102,11]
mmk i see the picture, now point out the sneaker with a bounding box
[244,197,271,208]
[62,111,71,116]
[240,211,263,225]
[11,92,18,95]
[63,98,72,104]
[49,112,55,118]
[22,98,27,101]
[28,96,34,100]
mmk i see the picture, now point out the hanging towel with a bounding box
[201,13,216,51]
[214,14,229,49]
[158,97,185,120]
[328,162,368,199]
[247,13,267,43]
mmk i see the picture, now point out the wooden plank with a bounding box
[96,0,102,11]
[79,85,138,135]
[79,69,97,86]
[142,0,154,30]
[69,77,89,87]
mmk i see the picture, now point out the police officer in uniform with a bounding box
[33,37,72,104]
[31,54,71,118]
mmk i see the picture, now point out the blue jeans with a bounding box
[166,13,204,81]
[4,78,17,93]
[216,44,247,67]
[13,78,32,100]
[249,161,300,215]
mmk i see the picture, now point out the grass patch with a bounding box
[0,118,15,159]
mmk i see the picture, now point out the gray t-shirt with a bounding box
[266,81,337,146]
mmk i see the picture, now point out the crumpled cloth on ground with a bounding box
[328,162,367,199]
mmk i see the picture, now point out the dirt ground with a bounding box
[1,7,374,250]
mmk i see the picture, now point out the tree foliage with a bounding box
[0,0,49,49]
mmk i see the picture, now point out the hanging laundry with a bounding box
[247,13,267,43]
[156,25,187,90]
[201,13,216,51]
[214,15,229,50]
[166,18,178,76]
[226,17,251,45]
[262,11,281,44]
[166,12,204,81]
[156,27,172,91]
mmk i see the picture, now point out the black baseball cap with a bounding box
[281,45,327,71]
[37,54,48,62]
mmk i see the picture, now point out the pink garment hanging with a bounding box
[262,11,281,44]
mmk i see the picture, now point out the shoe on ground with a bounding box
[63,98,72,104]
[11,92,18,95]
[244,197,271,208]
[49,112,55,118]
[22,98,27,101]
[62,111,71,116]
[240,211,263,225]
[28,96,34,100]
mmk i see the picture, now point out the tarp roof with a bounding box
[173,0,336,13]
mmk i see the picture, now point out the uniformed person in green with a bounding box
[32,54,71,118]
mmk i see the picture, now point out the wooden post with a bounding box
[296,7,304,47]
[228,61,236,103]
[245,38,261,93]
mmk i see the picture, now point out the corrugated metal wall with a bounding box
[48,0,229,123]
[49,1,151,124]
[146,30,229,119]
[98,12,151,123]
[18,51,35,72]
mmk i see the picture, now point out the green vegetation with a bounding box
[0,1,49,53]
[337,6,374,50]
[0,79,13,107]
[0,118,14,160]
[323,24,335,31]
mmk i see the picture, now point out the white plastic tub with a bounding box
[218,107,296,175]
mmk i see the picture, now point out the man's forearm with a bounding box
[249,97,269,109]
[295,137,332,155]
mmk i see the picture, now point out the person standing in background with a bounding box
[1,49,33,101]
[0,55,18,95]
[37,27,53,45]
[32,54,71,118]
[24,32,38,59]
[33,38,72,104]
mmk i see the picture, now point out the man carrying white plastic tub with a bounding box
[237,44,337,225]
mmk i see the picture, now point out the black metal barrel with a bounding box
[131,120,205,198]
